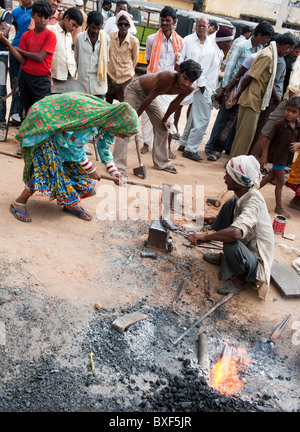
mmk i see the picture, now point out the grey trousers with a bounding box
[212,198,258,283]
[113,79,170,171]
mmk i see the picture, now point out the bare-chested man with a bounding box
[113,59,202,175]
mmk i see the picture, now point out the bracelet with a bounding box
[81,159,96,173]
[106,162,120,176]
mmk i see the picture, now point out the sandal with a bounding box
[162,165,177,174]
[182,151,203,162]
[207,151,222,161]
[10,202,32,223]
[63,206,92,221]
[173,133,181,141]
[177,145,185,152]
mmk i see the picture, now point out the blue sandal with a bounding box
[10,203,32,223]
[63,206,92,221]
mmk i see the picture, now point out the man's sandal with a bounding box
[10,201,32,223]
[162,165,177,174]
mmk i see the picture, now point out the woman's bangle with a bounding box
[106,161,120,177]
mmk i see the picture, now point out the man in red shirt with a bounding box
[0,0,56,118]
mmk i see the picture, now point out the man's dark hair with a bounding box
[276,32,297,47]
[116,1,128,8]
[32,0,53,18]
[63,7,84,26]
[209,19,219,31]
[87,10,103,26]
[160,6,177,20]
[286,95,300,110]
[241,25,252,34]
[179,59,202,82]
[103,0,112,5]
[254,21,274,37]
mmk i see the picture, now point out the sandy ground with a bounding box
[0,105,300,412]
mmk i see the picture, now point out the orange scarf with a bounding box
[147,29,183,73]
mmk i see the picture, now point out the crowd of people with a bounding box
[1,1,300,297]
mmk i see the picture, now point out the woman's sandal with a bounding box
[10,201,32,223]
[63,205,93,221]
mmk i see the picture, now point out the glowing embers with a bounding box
[210,342,252,396]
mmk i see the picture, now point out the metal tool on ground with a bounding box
[172,292,236,345]
[161,183,182,214]
[206,188,229,207]
[198,332,210,383]
[146,218,170,251]
[133,135,146,179]
[171,280,184,315]
[269,314,292,344]
[111,311,149,333]
[0,150,22,159]
[140,251,157,259]
[203,274,215,306]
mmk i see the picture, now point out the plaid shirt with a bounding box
[221,38,262,88]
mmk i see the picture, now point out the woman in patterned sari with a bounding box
[286,142,300,211]
[10,92,139,222]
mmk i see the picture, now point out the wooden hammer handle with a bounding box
[100,174,162,190]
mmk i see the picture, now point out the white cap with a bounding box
[76,0,84,6]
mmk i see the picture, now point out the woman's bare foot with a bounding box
[288,196,300,211]
[274,206,290,219]
[140,144,149,154]
[169,150,176,159]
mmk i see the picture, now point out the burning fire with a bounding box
[210,342,252,396]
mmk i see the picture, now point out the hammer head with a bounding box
[133,165,146,179]
[206,197,221,207]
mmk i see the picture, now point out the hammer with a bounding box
[206,188,228,207]
[100,174,162,190]
[133,135,146,179]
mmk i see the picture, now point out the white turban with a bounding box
[226,155,261,189]
[115,10,133,24]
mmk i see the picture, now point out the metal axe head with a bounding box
[133,165,146,179]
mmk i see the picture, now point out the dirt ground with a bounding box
[0,105,299,413]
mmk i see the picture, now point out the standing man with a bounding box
[179,19,233,162]
[75,10,110,99]
[72,0,87,49]
[0,5,12,126]
[106,11,139,104]
[48,7,83,88]
[48,0,63,25]
[140,6,183,157]
[104,1,136,35]
[205,21,274,158]
[229,32,296,158]
[102,0,112,25]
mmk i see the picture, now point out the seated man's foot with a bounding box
[63,205,92,221]
[217,277,253,295]
[203,252,223,265]
[140,144,149,154]
[10,201,32,223]
[274,206,290,219]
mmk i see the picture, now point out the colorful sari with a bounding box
[286,151,300,196]
[17,92,139,206]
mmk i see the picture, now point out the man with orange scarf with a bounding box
[140,6,182,157]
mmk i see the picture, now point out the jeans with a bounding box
[0,54,8,123]
[9,53,21,116]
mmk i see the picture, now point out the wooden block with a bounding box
[271,260,300,297]
[111,312,149,333]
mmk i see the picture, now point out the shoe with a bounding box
[207,151,222,161]
[217,280,253,295]
[162,165,177,174]
[177,145,185,152]
[203,252,223,265]
[62,206,92,221]
[173,133,181,141]
[10,203,32,223]
[182,151,203,162]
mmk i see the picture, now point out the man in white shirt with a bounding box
[48,7,83,85]
[179,20,234,162]
[103,0,136,35]
[75,10,110,98]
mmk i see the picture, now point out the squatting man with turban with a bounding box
[188,155,274,300]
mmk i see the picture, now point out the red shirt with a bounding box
[19,28,57,77]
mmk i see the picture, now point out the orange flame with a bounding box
[210,343,252,396]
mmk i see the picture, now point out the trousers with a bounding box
[113,79,170,171]
[180,88,212,153]
[212,197,258,283]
